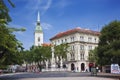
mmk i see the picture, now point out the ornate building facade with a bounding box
[50,27,100,72]
[33,11,100,72]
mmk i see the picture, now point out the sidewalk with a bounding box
[96,72,120,79]
[20,77,116,80]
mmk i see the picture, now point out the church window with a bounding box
[37,22,40,25]
[38,37,40,42]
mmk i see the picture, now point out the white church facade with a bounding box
[34,12,43,46]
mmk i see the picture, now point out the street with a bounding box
[0,72,119,80]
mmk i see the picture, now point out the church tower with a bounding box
[34,12,43,46]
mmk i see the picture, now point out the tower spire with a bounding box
[37,11,40,22]
[34,11,43,46]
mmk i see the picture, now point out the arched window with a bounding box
[38,37,40,42]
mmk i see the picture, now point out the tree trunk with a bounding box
[37,62,42,72]
[60,56,63,68]
[0,49,6,59]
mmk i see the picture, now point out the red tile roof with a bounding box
[42,43,52,46]
[50,27,100,40]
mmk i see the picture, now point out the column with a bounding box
[45,60,48,71]
[51,46,56,71]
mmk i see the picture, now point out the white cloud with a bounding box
[42,0,52,14]
[55,0,71,9]
[24,0,52,14]
[52,0,71,16]
[41,22,52,30]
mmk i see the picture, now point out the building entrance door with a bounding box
[81,63,85,71]
[71,63,75,71]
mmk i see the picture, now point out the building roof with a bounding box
[50,27,100,40]
[42,43,52,46]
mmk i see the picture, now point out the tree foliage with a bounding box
[88,48,98,63]
[23,45,52,71]
[97,20,120,65]
[54,43,69,62]
[0,0,12,23]
[0,0,25,68]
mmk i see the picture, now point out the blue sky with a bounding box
[5,0,120,50]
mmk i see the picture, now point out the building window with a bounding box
[70,45,75,60]
[70,36,75,42]
[65,39,67,42]
[38,37,40,42]
[80,45,84,50]
[80,51,84,60]
[73,37,74,41]
[88,37,92,42]
[88,45,92,50]
[71,53,75,60]
[55,41,56,45]
[71,45,75,50]
[80,36,84,41]
[57,40,59,44]
[95,38,97,43]
[61,39,63,43]
[71,37,72,42]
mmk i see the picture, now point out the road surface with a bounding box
[0,72,119,80]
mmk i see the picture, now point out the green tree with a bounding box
[88,48,98,65]
[54,43,69,59]
[54,43,69,66]
[34,46,52,71]
[0,0,25,69]
[0,26,23,59]
[97,20,120,65]
[0,0,26,32]
[24,45,52,71]
[0,0,13,23]
[21,50,33,64]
